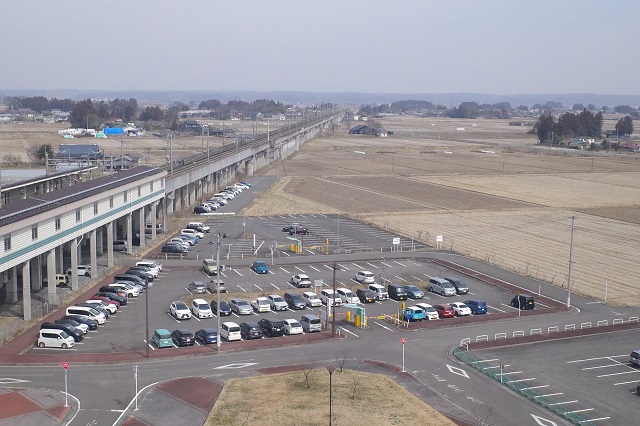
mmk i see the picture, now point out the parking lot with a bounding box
[467,330,640,425]
[28,250,554,354]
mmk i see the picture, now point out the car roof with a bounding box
[242,321,261,327]
[284,319,300,323]
[193,298,208,304]
[223,321,239,327]
[359,270,373,274]
[269,294,283,298]
[154,328,172,334]
[198,328,217,333]
[303,291,318,296]
[297,274,309,278]
[337,287,351,292]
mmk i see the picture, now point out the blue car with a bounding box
[464,300,487,314]
[151,328,173,348]
[195,328,218,345]
[403,285,424,299]
[250,261,269,274]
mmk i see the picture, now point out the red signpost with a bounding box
[401,338,406,372]
[61,362,70,406]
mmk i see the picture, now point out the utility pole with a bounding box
[332,261,337,338]
[566,216,575,308]
[216,233,222,350]
[145,276,149,357]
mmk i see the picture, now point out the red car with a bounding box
[90,295,120,308]
[433,304,455,318]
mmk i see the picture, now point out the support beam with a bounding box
[22,260,31,321]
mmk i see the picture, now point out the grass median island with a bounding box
[206,369,455,425]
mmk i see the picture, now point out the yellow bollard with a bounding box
[346,311,351,322]
[355,314,361,327]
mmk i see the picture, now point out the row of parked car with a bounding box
[152,313,322,348]
[193,181,251,214]
[36,261,164,349]
[161,221,211,253]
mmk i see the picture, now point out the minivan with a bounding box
[629,349,640,367]
[368,283,389,300]
[300,314,322,333]
[356,288,376,303]
[114,273,146,287]
[511,294,535,310]
[66,265,91,277]
[202,259,218,276]
[113,240,129,252]
[388,284,408,301]
[66,305,107,324]
[37,329,75,349]
[283,292,306,310]
[136,260,162,273]
[428,277,456,296]
[221,322,241,342]
[444,277,469,294]
[188,221,210,232]
[145,223,164,234]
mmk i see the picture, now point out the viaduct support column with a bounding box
[30,256,42,290]
[96,227,104,255]
[70,238,79,291]
[138,207,145,251]
[151,201,157,240]
[47,249,56,305]
[9,267,18,303]
[90,229,97,279]
[107,222,114,267]
[22,260,31,321]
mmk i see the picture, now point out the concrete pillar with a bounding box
[22,261,31,321]
[107,221,114,267]
[174,188,182,211]
[90,229,97,278]
[47,249,56,305]
[96,227,104,255]
[150,201,157,240]
[126,213,133,255]
[138,207,145,251]
[56,246,63,273]
[31,256,42,290]
[70,237,79,291]
[9,266,18,303]
[166,193,174,216]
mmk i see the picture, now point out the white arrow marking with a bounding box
[0,378,30,384]
[531,414,558,426]
[214,362,258,369]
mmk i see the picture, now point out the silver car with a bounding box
[229,299,253,315]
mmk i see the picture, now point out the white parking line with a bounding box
[337,263,349,270]
[506,378,536,383]
[409,275,422,281]
[580,416,610,423]
[254,284,263,291]
[324,264,335,270]
[548,400,578,406]
[472,358,499,364]
[423,273,432,279]
[393,261,407,267]
[597,370,640,378]
[365,262,379,269]
[220,272,227,277]
[352,263,364,269]
[234,269,243,276]
[487,305,506,313]
[582,363,624,370]
[281,251,291,257]
[614,379,640,386]
[520,385,549,390]
[339,327,359,338]
[295,266,305,272]
[237,285,247,293]
[279,267,290,274]
[308,265,321,272]
[270,283,280,290]
[567,408,595,414]
[496,371,522,376]
[534,392,563,398]
[567,354,628,363]
[394,276,408,282]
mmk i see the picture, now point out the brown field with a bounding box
[206,369,455,426]
[244,116,640,306]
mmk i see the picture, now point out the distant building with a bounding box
[56,144,103,160]
[178,120,203,134]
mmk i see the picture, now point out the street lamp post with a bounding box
[332,262,337,338]
[326,366,335,425]
[215,233,222,351]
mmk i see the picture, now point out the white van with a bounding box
[202,259,218,276]
[188,221,210,232]
[66,265,91,277]
[108,283,139,297]
[213,192,231,200]
[38,329,75,349]
[66,306,107,324]
[368,283,389,300]
[180,228,204,239]
[300,314,322,333]
[136,260,163,273]
[145,223,164,234]
[221,322,241,341]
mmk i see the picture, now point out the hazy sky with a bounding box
[2,0,638,95]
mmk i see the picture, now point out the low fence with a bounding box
[458,316,639,350]
[453,346,596,426]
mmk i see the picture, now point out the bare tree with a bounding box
[300,362,316,388]
[337,350,348,372]
[350,373,361,399]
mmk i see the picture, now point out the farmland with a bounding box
[245,116,640,306]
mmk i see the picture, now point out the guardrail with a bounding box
[459,316,640,348]
[453,347,595,426]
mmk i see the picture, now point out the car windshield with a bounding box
[406,286,419,291]
[198,303,209,309]
[289,321,301,327]
[272,297,284,303]
[237,300,249,306]
[442,282,454,288]
[175,302,188,309]
[308,294,319,299]
[258,299,269,305]
[158,332,171,339]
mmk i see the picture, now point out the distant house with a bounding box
[568,138,594,150]
[349,125,368,135]
[349,125,384,137]
[56,144,103,160]
[618,142,640,152]
[110,155,141,170]
[178,120,203,134]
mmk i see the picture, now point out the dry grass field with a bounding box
[244,116,640,306]
[206,369,455,426]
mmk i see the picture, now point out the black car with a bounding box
[40,322,84,342]
[162,244,187,254]
[194,328,217,345]
[95,291,127,305]
[210,300,232,316]
[55,318,87,333]
[171,329,195,347]
[258,318,285,337]
[283,292,306,310]
[240,322,264,340]
[63,315,98,330]
[193,206,208,214]
[289,227,309,235]
[356,288,376,303]
[124,268,153,282]
[114,274,146,288]
[98,286,128,298]
[444,277,469,294]
[511,294,535,310]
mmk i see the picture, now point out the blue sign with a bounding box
[103,127,125,135]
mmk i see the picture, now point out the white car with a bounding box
[170,301,192,320]
[336,288,359,304]
[268,294,288,311]
[251,297,271,313]
[320,289,342,307]
[191,298,213,318]
[85,299,118,314]
[302,291,322,307]
[354,271,375,284]
[291,274,312,288]
[136,260,162,273]
[283,319,304,335]
[108,283,139,297]
[416,303,439,320]
[180,228,204,239]
[450,302,472,316]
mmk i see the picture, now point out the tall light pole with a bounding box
[332,262,337,338]
[145,276,149,357]
[326,366,335,425]
[216,232,222,350]
[567,216,576,308]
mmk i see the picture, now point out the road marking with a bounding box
[373,321,394,331]
[580,417,611,422]
[597,370,639,378]
[548,400,578,406]
[254,284,263,291]
[339,327,359,337]
[365,262,379,269]
[394,275,408,282]
[214,362,258,369]
[614,379,640,386]
[281,251,290,257]
[351,263,364,269]
[324,264,335,270]
[487,305,506,313]
[279,267,290,274]
[567,408,594,414]
[521,385,549,391]
[234,269,243,276]
[0,378,30,384]
[446,365,469,379]
[423,273,432,279]
[581,363,624,370]
[567,354,627,363]
[270,283,280,290]
[472,358,499,364]
[533,392,563,398]
[531,414,558,426]
[497,371,522,376]
[381,262,394,268]
[506,378,536,383]
[337,263,349,270]
[393,261,407,267]
[237,285,247,293]
[308,265,321,272]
